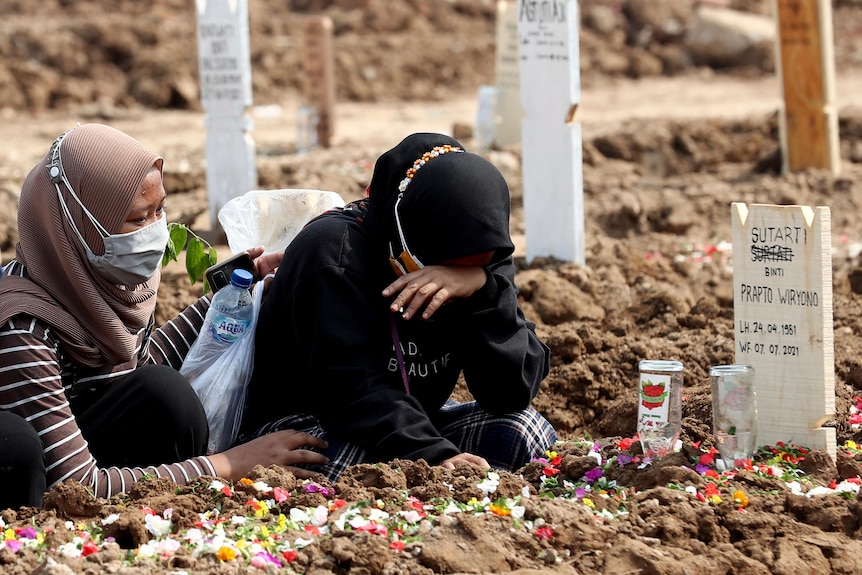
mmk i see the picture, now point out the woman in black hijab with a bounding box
[241,133,557,479]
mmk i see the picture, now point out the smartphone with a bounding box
[205,251,258,293]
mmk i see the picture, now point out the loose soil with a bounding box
[4,1,862,573]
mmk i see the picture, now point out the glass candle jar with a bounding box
[637,360,684,457]
[710,364,758,468]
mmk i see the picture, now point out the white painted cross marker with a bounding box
[731,202,835,458]
[195,0,257,234]
[517,0,584,265]
[494,0,522,148]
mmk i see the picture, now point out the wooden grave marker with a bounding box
[302,16,336,149]
[517,0,584,265]
[731,202,835,458]
[494,0,522,148]
[195,0,257,233]
[774,0,839,174]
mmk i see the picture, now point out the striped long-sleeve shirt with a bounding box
[0,270,218,498]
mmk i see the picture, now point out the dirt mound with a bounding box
[4,1,862,573]
[3,0,861,112]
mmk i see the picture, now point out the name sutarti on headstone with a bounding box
[731,202,835,458]
[195,0,256,232]
[517,0,584,266]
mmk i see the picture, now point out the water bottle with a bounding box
[208,268,254,347]
[182,268,256,455]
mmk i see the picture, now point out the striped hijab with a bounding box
[0,124,163,367]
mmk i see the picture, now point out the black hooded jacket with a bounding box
[242,133,550,465]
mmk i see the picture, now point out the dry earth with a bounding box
[4,1,862,574]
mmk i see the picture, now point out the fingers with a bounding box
[468,455,491,470]
[419,288,449,320]
[382,266,487,320]
[384,278,423,313]
[274,429,329,451]
[383,270,453,320]
[440,453,491,470]
[284,466,327,480]
[398,281,442,320]
[254,250,283,279]
[281,448,328,466]
[247,245,282,279]
[268,432,329,472]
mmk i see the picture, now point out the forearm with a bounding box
[458,271,550,412]
[0,317,218,497]
[147,295,210,368]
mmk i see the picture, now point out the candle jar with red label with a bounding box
[637,360,684,457]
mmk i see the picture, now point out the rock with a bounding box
[31,558,76,575]
[685,5,775,70]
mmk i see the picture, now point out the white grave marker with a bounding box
[731,202,835,458]
[195,0,257,232]
[494,0,522,148]
[474,85,498,151]
[517,0,584,265]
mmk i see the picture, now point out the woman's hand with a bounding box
[382,265,487,320]
[247,246,283,278]
[440,452,490,471]
[247,246,283,295]
[208,430,329,481]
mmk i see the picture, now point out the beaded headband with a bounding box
[389,144,464,276]
[397,144,463,193]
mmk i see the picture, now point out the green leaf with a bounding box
[202,247,218,295]
[162,223,189,267]
[161,222,218,291]
[184,237,209,285]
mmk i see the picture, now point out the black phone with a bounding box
[205,251,258,293]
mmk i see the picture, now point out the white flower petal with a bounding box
[101,514,120,525]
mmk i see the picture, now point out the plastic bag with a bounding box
[180,279,264,455]
[218,188,345,255]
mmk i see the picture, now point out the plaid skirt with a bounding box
[238,401,558,481]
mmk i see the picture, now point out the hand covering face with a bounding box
[0,123,163,366]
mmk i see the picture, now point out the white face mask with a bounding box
[85,214,168,286]
[53,174,168,287]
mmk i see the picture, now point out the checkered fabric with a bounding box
[238,401,558,481]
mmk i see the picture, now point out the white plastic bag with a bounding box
[180,279,264,455]
[218,188,345,255]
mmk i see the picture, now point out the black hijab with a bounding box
[365,132,514,266]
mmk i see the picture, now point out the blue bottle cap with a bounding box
[230,268,254,289]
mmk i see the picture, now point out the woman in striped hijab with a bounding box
[0,124,326,510]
